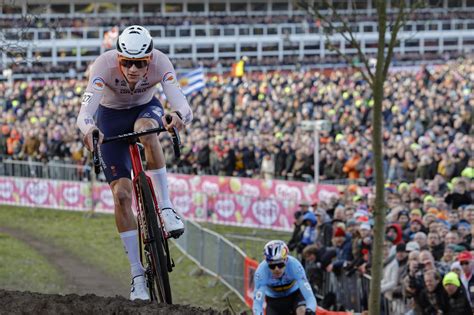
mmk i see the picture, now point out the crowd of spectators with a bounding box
[4,51,465,77]
[0,57,472,186]
[287,175,473,313]
[1,10,473,29]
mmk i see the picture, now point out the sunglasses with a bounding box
[119,58,149,69]
[268,262,286,270]
[460,261,470,266]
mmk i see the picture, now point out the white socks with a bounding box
[149,167,173,209]
[120,230,145,278]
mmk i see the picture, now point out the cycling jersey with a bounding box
[253,256,317,315]
[77,49,193,136]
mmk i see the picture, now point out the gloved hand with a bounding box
[305,309,316,315]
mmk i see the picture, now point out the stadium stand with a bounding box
[0,2,472,314]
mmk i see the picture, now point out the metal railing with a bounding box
[0,158,93,182]
[173,220,247,303]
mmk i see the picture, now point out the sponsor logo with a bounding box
[26,181,49,204]
[92,77,105,91]
[152,107,163,117]
[202,181,219,194]
[100,188,114,207]
[84,118,94,125]
[168,178,189,192]
[275,184,301,202]
[162,71,177,85]
[255,291,263,301]
[172,195,191,214]
[252,199,279,225]
[242,183,260,198]
[62,185,80,204]
[215,199,235,218]
[0,181,14,199]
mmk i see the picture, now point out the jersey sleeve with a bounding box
[252,263,266,315]
[291,258,317,311]
[157,54,193,124]
[76,56,108,135]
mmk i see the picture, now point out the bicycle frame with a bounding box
[129,143,170,240]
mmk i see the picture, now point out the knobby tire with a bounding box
[138,172,172,304]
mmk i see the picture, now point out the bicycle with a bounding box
[91,114,181,304]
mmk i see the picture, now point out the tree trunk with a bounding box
[368,1,387,314]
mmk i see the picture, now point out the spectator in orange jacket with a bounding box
[343,150,362,179]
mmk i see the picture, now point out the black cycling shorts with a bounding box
[265,289,306,315]
[96,97,164,183]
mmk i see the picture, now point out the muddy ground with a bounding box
[0,226,231,314]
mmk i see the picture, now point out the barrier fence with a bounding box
[173,220,250,304]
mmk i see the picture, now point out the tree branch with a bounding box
[298,0,375,83]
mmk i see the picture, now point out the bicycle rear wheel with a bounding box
[138,171,172,304]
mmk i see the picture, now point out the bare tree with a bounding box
[296,0,428,313]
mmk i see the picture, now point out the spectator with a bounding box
[427,231,444,261]
[410,269,449,315]
[457,251,474,303]
[442,271,472,315]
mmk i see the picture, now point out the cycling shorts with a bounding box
[265,289,306,315]
[96,97,164,183]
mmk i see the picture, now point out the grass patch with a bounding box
[201,223,292,260]
[0,206,248,312]
[0,232,63,293]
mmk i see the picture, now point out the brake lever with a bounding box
[165,114,181,159]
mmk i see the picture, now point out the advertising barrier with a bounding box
[0,174,369,231]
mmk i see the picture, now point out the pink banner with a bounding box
[167,175,365,230]
[0,175,369,231]
[0,176,113,213]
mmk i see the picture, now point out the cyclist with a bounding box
[253,240,317,315]
[76,25,192,300]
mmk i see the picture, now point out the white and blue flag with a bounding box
[179,67,206,96]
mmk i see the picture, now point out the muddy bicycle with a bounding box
[91,115,181,304]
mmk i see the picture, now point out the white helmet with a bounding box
[116,25,153,59]
[263,240,289,263]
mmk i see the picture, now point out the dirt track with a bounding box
[0,226,229,314]
[0,289,230,314]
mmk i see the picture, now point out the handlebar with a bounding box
[91,114,182,175]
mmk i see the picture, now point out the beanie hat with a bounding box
[333,227,346,238]
[443,272,461,287]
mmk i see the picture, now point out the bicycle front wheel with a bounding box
[138,171,172,304]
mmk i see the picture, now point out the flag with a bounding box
[231,60,245,77]
[179,67,206,96]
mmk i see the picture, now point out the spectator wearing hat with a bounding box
[457,251,474,304]
[349,222,372,275]
[326,227,353,275]
[300,211,318,248]
[442,271,472,314]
